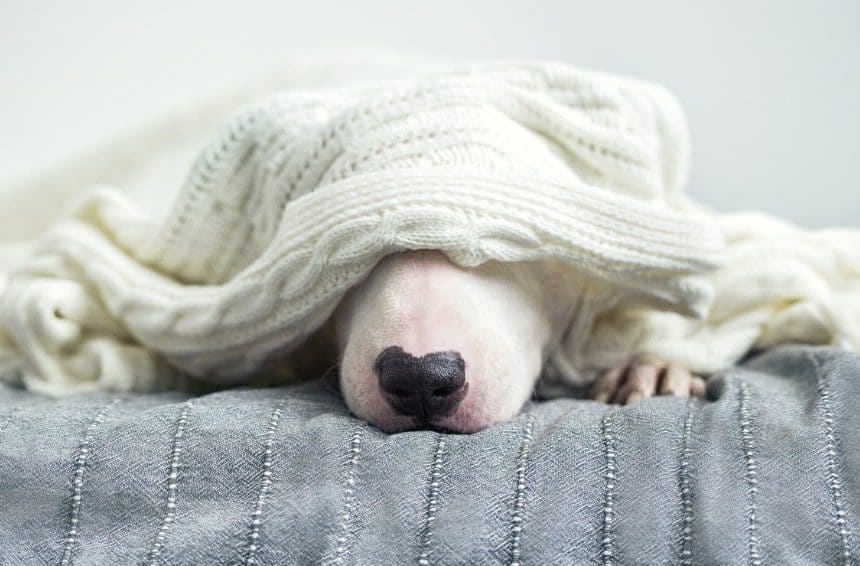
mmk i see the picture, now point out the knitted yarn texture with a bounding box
[0,60,857,395]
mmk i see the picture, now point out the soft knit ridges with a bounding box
[575,212,860,379]
[0,58,856,394]
[133,64,712,284]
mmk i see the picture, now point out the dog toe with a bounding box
[658,364,692,397]
[690,375,707,398]
[613,363,660,405]
[590,365,626,403]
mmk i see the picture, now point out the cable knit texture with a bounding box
[0,57,857,395]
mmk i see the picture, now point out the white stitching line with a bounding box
[601,410,617,566]
[738,381,762,566]
[509,410,534,566]
[60,397,122,566]
[245,398,288,565]
[809,351,855,564]
[147,400,194,565]
[418,434,446,566]
[679,405,695,566]
[330,427,363,566]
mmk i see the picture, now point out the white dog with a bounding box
[331,250,705,433]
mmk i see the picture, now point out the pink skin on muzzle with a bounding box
[333,250,579,433]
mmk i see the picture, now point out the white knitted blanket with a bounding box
[1,57,858,395]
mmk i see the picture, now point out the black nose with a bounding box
[374,346,468,422]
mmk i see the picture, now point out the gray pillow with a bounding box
[0,345,856,565]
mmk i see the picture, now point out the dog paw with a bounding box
[589,354,706,405]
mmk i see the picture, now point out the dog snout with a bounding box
[374,346,468,422]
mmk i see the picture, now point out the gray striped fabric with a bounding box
[0,345,857,565]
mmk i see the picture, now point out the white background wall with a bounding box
[1,0,857,227]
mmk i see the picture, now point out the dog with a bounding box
[323,249,706,433]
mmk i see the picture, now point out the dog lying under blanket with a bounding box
[330,249,707,432]
[0,59,857,433]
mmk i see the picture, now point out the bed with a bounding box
[0,344,856,565]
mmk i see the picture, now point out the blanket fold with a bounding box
[0,57,857,393]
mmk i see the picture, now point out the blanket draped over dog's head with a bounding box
[1,59,857,395]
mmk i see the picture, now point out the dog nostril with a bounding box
[374,346,468,421]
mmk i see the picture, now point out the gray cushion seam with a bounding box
[146,399,194,565]
[327,425,364,566]
[808,350,855,564]
[600,409,618,566]
[678,402,695,566]
[244,397,288,566]
[59,397,122,566]
[418,433,446,566]
[508,409,534,566]
[738,380,762,566]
